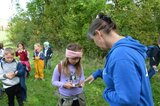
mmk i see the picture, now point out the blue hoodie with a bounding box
[92,36,154,106]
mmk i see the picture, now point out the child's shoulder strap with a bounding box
[57,61,62,81]
[0,60,17,70]
[0,61,3,69]
[58,62,62,74]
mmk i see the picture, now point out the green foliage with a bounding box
[105,0,160,45]
[8,0,106,57]
[8,0,160,56]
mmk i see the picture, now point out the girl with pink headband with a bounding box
[52,43,86,106]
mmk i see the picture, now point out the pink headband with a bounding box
[65,49,82,58]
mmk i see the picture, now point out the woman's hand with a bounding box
[63,82,73,89]
[85,75,94,84]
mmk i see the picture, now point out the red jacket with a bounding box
[16,50,29,61]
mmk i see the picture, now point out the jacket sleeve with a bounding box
[103,60,141,105]
[15,51,19,57]
[52,65,65,88]
[48,47,53,58]
[0,65,6,80]
[16,62,25,77]
[24,50,28,55]
[92,69,103,79]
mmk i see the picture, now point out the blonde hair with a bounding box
[4,47,14,56]
[34,43,42,51]
[62,43,83,76]
[34,43,41,47]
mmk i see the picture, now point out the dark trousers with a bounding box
[5,84,23,106]
[44,57,51,69]
[61,99,80,106]
[21,87,27,101]
[0,87,4,99]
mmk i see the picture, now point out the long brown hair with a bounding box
[62,43,83,76]
[17,42,25,49]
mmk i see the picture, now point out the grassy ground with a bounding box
[0,50,160,106]
[0,50,108,106]
[0,31,160,105]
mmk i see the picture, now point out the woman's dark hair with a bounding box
[88,13,117,37]
[17,42,25,49]
[0,43,3,49]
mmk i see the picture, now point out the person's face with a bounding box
[34,45,39,51]
[68,57,80,65]
[44,44,48,48]
[18,44,23,50]
[4,53,14,62]
[91,30,109,50]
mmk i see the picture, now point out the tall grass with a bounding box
[0,50,160,106]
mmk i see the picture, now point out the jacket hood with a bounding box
[110,36,147,59]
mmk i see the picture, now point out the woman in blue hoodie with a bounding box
[85,13,154,106]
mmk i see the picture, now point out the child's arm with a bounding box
[15,62,25,77]
[23,50,28,55]
[52,65,65,88]
[49,48,53,58]
[0,65,6,80]
[15,49,19,57]
[0,68,16,80]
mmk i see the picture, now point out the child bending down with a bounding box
[52,43,86,106]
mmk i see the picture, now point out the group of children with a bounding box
[0,41,53,106]
[0,40,160,106]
